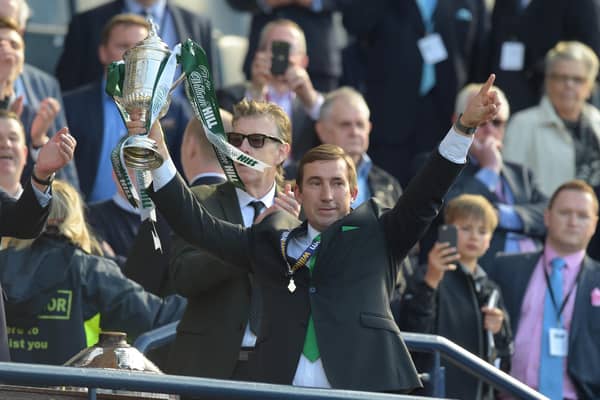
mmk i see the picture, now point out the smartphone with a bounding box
[437,224,458,248]
[271,41,290,76]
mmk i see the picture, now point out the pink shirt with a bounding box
[509,246,584,400]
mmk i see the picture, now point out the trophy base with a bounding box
[122,136,164,170]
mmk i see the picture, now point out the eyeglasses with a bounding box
[548,73,588,86]
[226,132,285,148]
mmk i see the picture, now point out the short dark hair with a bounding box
[296,144,357,192]
[100,13,149,46]
[548,179,599,214]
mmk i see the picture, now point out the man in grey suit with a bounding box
[130,76,501,391]
[489,180,600,399]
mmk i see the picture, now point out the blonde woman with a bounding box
[0,180,185,365]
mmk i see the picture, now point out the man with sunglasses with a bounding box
[165,99,300,381]
[132,75,500,392]
[439,83,548,270]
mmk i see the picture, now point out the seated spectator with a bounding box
[444,83,547,269]
[0,180,186,365]
[63,13,191,203]
[394,194,512,400]
[217,19,322,163]
[314,86,402,208]
[489,180,600,399]
[0,17,79,190]
[503,41,600,196]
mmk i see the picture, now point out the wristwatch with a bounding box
[454,113,477,135]
[32,171,55,186]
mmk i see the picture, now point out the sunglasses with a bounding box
[226,132,285,148]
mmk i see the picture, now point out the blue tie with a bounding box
[416,0,437,95]
[538,257,565,399]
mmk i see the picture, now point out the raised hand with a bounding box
[34,127,76,182]
[424,241,460,289]
[254,183,301,224]
[481,306,504,334]
[461,74,501,128]
[126,118,170,161]
[30,97,61,148]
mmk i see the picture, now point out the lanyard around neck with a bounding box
[280,230,321,277]
[542,253,584,325]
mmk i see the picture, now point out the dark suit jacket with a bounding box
[488,0,600,112]
[217,83,319,161]
[165,180,297,379]
[226,0,342,91]
[18,65,80,191]
[342,0,487,148]
[0,182,51,361]
[489,252,600,399]
[55,0,213,92]
[63,79,191,200]
[445,160,548,269]
[149,150,463,391]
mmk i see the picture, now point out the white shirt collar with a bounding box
[112,193,140,215]
[235,182,277,209]
[306,223,321,241]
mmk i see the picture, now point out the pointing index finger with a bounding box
[478,73,496,96]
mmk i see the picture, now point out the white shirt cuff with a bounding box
[438,127,474,164]
[151,157,177,191]
[31,181,51,207]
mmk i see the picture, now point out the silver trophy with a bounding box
[114,22,173,170]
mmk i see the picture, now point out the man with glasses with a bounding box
[503,41,600,197]
[165,99,300,381]
[439,83,548,270]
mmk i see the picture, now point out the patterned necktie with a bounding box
[416,0,438,95]
[302,234,321,362]
[538,257,565,399]
[249,201,265,223]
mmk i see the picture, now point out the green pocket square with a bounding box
[341,225,359,232]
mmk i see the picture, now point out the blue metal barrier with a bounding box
[0,361,442,400]
[134,324,547,400]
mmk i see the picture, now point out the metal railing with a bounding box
[0,361,442,400]
[134,324,548,400]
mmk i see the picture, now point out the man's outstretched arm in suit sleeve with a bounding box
[127,119,252,271]
[382,74,502,263]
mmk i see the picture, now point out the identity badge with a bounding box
[418,33,448,65]
[500,41,525,71]
[549,327,568,357]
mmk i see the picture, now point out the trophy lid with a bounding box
[123,19,170,60]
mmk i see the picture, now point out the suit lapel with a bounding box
[168,4,187,44]
[501,164,524,204]
[570,257,600,341]
[216,182,244,225]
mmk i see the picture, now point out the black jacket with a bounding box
[0,234,186,365]
[394,263,513,400]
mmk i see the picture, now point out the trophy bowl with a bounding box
[117,22,172,170]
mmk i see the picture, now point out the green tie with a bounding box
[302,234,320,361]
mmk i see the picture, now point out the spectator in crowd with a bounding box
[55,0,213,94]
[503,41,600,197]
[314,86,402,209]
[226,0,342,92]
[132,75,500,391]
[0,180,186,365]
[395,194,512,400]
[217,19,322,163]
[0,109,77,362]
[63,13,191,202]
[489,180,600,399]
[0,17,79,190]
[443,83,547,269]
[154,100,300,379]
[342,0,488,187]
[488,0,600,113]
